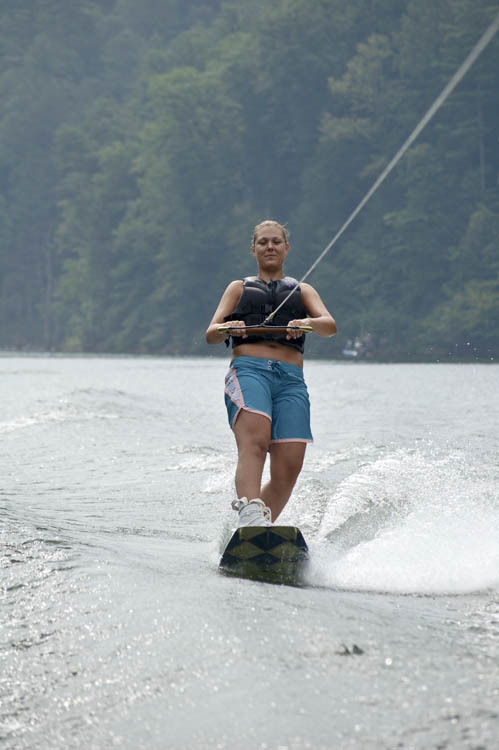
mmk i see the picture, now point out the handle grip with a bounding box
[218,325,313,335]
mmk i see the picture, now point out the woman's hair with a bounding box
[252,220,289,246]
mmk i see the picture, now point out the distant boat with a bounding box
[342,348,359,358]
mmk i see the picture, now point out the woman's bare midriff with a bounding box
[232,341,304,367]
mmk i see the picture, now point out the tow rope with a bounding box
[263,10,499,325]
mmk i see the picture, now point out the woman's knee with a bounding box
[270,445,305,483]
[239,439,268,461]
[234,411,270,458]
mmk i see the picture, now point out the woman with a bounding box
[206,220,336,527]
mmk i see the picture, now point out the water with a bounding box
[1,355,498,749]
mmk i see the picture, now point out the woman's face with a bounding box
[251,225,289,270]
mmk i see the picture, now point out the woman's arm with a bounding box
[286,282,337,339]
[205,280,245,345]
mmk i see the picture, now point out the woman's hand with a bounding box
[286,319,310,339]
[217,320,249,339]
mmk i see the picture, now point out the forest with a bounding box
[1,0,498,360]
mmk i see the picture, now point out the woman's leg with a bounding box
[260,442,307,521]
[232,409,271,501]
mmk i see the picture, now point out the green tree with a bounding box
[0,0,109,348]
[53,99,137,350]
[108,66,245,352]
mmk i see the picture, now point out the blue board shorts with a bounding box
[224,356,313,444]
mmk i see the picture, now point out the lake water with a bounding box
[1,355,498,749]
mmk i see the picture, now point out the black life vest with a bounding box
[224,276,308,353]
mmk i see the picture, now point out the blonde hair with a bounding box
[252,220,289,246]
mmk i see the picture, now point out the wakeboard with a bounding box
[219,526,308,585]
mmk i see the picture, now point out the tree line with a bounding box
[1,0,498,360]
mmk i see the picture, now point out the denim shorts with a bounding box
[224,356,313,444]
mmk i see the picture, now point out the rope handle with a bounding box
[217,324,313,335]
